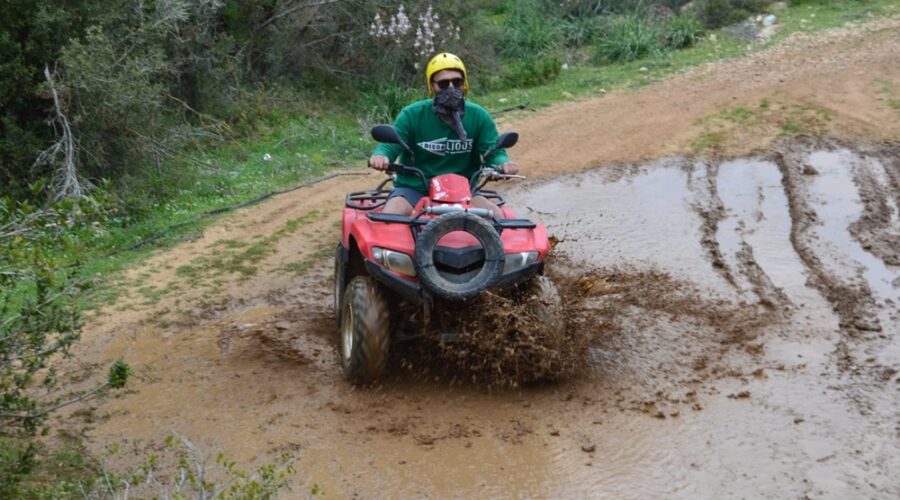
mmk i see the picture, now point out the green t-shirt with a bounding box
[373,99,510,194]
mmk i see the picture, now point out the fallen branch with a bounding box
[34,65,92,201]
[491,102,533,115]
[0,383,108,423]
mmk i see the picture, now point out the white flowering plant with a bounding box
[368,3,462,76]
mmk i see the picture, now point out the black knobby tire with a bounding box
[414,211,505,301]
[333,243,347,327]
[340,276,391,385]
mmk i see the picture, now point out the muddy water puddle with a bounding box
[519,160,735,297]
[805,150,899,302]
[85,142,900,498]
[506,142,899,497]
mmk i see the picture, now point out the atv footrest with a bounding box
[367,213,429,225]
[495,218,536,229]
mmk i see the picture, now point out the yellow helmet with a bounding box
[425,52,469,96]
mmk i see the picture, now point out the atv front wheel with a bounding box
[334,243,346,327]
[340,276,390,384]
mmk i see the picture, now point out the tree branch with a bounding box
[0,383,109,421]
[34,65,92,201]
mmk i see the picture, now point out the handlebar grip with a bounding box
[386,163,410,174]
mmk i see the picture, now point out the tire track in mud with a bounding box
[735,241,793,312]
[689,156,792,314]
[519,139,899,408]
[849,146,900,267]
[764,141,900,445]
[687,159,741,289]
[773,141,884,334]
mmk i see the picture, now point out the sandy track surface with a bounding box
[64,17,900,498]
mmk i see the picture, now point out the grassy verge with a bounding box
[475,0,899,113]
[690,96,836,152]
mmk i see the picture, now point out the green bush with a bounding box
[0,2,97,200]
[502,53,563,89]
[500,0,563,58]
[661,13,704,49]
[0,194,130,495]
[357,83,423,124]
[594,14,662,63]
[562,15,603,47]
[0,439,35,498]
[696,0,768,29]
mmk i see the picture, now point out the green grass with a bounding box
[279,247,333,276]
[137,281,181,306]
[691,97,835,152]
[593,14,664,63]
[142,209,326,303]
[474,0,899,113]
[70,111,363,309]
[875,78,900,113]
[1,433,100,499]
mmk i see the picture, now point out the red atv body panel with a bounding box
[342,173,549,288]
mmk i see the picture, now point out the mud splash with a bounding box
[425,274,588,387]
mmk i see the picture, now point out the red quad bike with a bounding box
[333,125,559,384]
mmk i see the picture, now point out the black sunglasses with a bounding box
[434,77,464,90]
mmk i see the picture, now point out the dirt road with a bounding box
[66,16,900,498]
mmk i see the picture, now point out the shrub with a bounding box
[0,195,130,495]
[502,53,563,89]
[499,0,563,58]
[696,0,768,30]
[357,82,422,124]
[594,14,662,63]
[661,13,704,49]
[83,435,295,499]
[0,2,99,201]
[562,15,603,47]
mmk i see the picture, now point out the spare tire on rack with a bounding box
[414,211,505,301]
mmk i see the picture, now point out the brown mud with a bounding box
[57,17,900,500]
[398,272,589,388]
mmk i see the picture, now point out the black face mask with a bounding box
[432,87,467,141]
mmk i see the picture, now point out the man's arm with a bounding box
[371,107,414,169]
[474,107,518,173]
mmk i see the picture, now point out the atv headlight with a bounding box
[372,247,417,277]
[503,251,539,274]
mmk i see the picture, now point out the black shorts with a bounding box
[387,187,425,207]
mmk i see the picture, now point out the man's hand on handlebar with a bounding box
[499,161,520,175]
[369,155,390,171]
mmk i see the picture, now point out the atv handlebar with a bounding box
[374,164,524,193]
[384,163,429,192]
[470,167,527,191]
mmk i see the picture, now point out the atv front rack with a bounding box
[345,188,391,210]
[345,186,506,211]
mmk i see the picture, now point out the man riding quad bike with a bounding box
[333,53,559,384]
